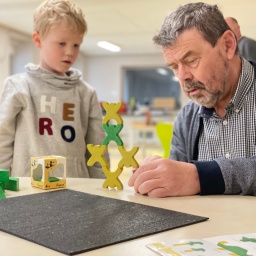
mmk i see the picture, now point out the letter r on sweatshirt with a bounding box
[39,118,53,135]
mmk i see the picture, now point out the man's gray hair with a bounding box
[153,2,230,47]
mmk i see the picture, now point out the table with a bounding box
[2,177,256,256]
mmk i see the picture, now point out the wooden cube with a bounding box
[31,156,66,190]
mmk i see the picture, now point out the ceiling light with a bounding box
[156,68,168,76]
[97,41,121,52]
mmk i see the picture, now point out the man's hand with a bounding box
[128,156,200,197]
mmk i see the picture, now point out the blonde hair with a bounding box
[33,0,87,38]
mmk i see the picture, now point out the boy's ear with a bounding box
[32,31,41,48]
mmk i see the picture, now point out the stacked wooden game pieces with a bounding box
[87,102,139,190]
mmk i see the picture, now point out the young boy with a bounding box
[0,0,108,178]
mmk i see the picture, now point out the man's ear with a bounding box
[32,31,41,48]
[222,30,237,59]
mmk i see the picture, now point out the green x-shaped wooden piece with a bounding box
[102,124,123,146]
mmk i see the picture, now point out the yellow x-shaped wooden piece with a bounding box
[87,144,108,167]
[102,166,123,190]
[102,102,123,124]
[118,146,139,168]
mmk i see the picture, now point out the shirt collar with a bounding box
[232,58,255,111]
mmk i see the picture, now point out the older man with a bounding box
[129,3,256,197]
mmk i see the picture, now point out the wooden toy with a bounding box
[31,155,66,190]
[0,182,4,192]
[102,124,123,146]
[87,145,108,167]
[117,146,139,168]
[0,169,9,183]
[102,102,123,124]
[4,177,19,191]
[0,169,19,199]
[0,187,5,199]
[87,102,139,190]
[102,166,123,190]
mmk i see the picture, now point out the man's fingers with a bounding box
[128,157,160,187]
[147,187,169,198]
[128,169,139,186]
[135,175,161,194]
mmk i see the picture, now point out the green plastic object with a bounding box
[0,169,10,182]
[4,177,19,191]
[0,182,5,192]
[0,187,6,199]
[156,123,174,158]
[37,177,61,182]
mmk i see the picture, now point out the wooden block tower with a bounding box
[87,102,139,190]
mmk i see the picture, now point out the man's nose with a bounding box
[176,66,193,82]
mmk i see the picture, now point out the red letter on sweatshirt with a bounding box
[39,118,53,135]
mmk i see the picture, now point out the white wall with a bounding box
[83,54,166,102]
[11,41,36,75]
[0,27,13,93]
[0,26,33,94]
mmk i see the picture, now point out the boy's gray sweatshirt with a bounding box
[0,63,107,178]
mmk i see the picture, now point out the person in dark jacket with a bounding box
[225,17,256,62]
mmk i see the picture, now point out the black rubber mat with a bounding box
[0,189,208,255]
